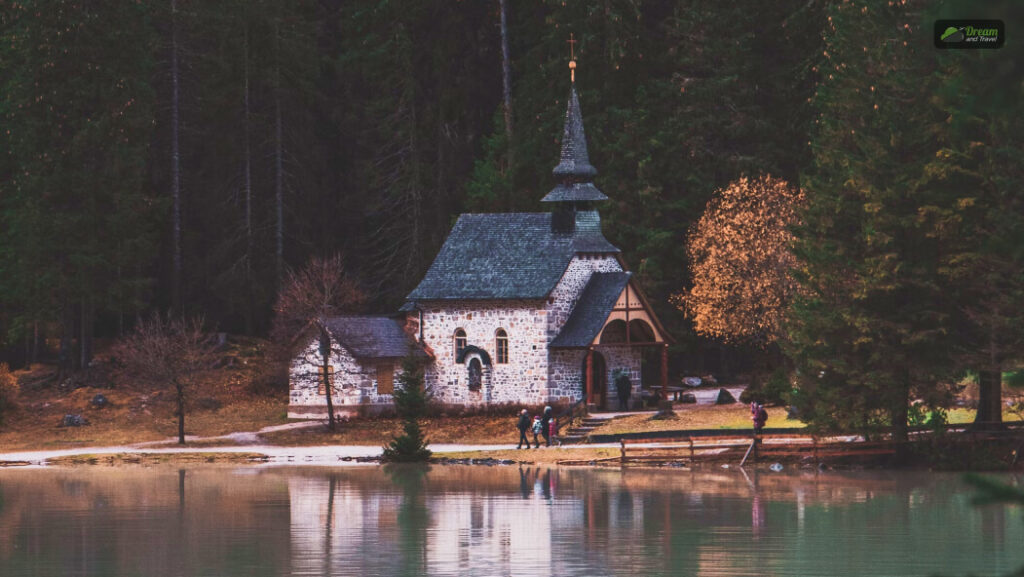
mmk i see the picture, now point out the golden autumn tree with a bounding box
[673,176,804,346]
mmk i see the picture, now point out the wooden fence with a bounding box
[558,422,1024,467]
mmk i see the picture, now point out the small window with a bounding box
[454,328,467,361]
[318,365,335,396]
[495,329,509,364]
[468,358,482,391]
[377,361,394,395]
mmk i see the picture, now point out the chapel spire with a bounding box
[541,52,608,205]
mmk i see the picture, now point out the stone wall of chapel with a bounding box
[548,345,643,408]
[545,255,623,341]
[420,301,549,405]
[549,349,586,402]
[289,337,398,409]
[599,344,643,408]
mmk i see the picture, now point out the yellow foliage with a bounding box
[673,175,804,344]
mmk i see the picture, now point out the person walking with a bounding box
[531,415,543,448]
[540,406,553,447]
[516,409,531,449]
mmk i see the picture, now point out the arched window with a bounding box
[600,320,628,344]
[495,329,509,364]
[454,328,467,362]
[628,319,656,343]
[468,358,482,391]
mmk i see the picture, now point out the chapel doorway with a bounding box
[582,351,608,411]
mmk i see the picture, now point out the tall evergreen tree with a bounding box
[0,1,161,369]
[786,0,956,439]
[927,0,1024,428]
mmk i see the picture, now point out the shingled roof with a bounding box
[552,84,597,180]
[322,316,426,359]
[542,83,608,203]
[549,272,631,348]
[406,210,619,301]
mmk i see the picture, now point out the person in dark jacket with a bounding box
[516,409,531,449]
[615,373,632,410]
[540,406,553,447]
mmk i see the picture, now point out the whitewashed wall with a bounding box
[288,336,398,417]
[419,301,548,405]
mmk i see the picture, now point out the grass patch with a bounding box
[263,414,522,446]
[436,447,621,465]
[599,404,802,435]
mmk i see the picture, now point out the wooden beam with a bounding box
[586,348,594,405]
[660,344,668,400]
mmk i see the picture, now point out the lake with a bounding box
[0,465,1020,576]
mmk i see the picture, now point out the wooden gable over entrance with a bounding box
[549,272,674,407]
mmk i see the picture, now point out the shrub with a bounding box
[740,368,791,406]
[0,364,20,424]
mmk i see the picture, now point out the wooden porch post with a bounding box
[660,344,668,400]
[586,347,594,405]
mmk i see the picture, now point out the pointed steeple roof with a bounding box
[552,85,597,179]
[542,65,608,203]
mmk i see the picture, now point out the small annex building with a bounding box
[289,63,671,419]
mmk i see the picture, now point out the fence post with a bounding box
[620,439,626,467]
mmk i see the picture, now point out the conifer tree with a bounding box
[383,355,432,463]
[786,0,956,440]
[927,0,1024,429]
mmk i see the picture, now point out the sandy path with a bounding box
[0,419,596,467]
[0,442,600,467]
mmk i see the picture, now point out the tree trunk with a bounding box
[59,298,72,376]
[170,0,183,315]
[243,24,254,335]
[31,321,39,365]
[974,368,1003,430]
[274,22,284,289]
[319,326,336,431]
[79,296,92,370]
[891,377,910,443]
[177,382,186,444]
[498,0,512,161]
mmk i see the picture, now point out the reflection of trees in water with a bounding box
[385,464,431,577]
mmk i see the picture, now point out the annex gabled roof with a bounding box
[322,316,426,359]
[549,272,631,348]
[406,210,619,301]
[550,272,674,348]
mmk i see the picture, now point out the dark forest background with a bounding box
[0,0,1020,412]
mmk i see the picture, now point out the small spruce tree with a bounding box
[382,355,432,462]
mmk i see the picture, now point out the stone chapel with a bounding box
[288,62,671,419]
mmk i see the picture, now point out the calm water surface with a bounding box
[0,465,1020,577]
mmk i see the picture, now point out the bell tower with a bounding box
[542,45,608,234]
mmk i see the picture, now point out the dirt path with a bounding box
[0,420,579,467]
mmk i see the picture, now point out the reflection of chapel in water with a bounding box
[286,468,658,577]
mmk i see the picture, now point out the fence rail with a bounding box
[557,423,1023,467]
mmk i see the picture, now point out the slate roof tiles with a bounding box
[405,211,619,301]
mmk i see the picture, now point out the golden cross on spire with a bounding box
[567,33,578,82]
